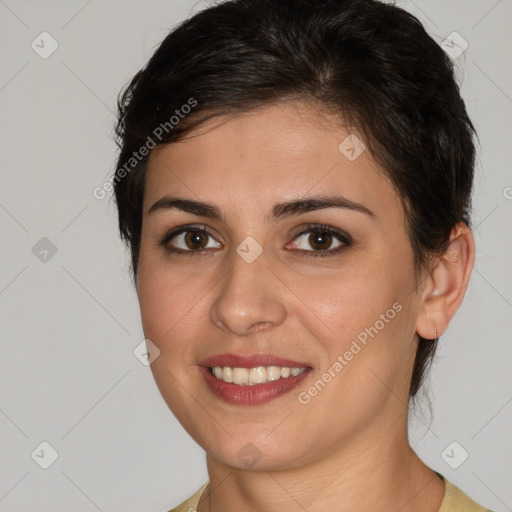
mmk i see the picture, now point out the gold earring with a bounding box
[434,327,438,342]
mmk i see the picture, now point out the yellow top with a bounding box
[167,474,493,512]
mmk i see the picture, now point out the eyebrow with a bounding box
[148,194,375,222]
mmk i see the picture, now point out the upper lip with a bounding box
[199,353,311,368]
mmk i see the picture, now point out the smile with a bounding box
[199,365,312,405]
[210,365,308,385]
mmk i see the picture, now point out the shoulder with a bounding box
[438,475,494,512]
[166,482,209,512]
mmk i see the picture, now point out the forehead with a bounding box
[143,101,402,223]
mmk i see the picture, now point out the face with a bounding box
[136,101,426,471]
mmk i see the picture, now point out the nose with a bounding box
[210,246,287,336]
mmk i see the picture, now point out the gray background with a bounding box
[0,0,511,510]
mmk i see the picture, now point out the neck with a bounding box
[197,416,445,512]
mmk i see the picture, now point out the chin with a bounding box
[199,429,309,471]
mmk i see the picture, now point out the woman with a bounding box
[113,0,493,510]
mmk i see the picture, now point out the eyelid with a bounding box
[159,224,222,249]
[288,223,352,245]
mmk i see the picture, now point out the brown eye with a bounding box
[307,231,333,251]
[287,224,352,258]
[184,231,209,250]
[292,229,343,253]
[161,226,222,254]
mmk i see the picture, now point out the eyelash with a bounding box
[159,223,352,259]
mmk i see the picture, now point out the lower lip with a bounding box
[199,366,312,405]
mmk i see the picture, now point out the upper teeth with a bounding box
[211,366,307,385]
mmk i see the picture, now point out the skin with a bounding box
[136,100,475,512]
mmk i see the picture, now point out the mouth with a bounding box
[209,365,308,384]
[198,354,313,405]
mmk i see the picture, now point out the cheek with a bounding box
[137,277,189,347]
[296,275,415,419]
[136,248,183,348]
[294,253,418,392]
[136,262,206,417]
[295,261,403,341]
[136,254,216,369]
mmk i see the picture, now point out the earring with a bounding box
[434,327,438,342]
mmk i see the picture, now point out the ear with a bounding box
[415,222,475,339]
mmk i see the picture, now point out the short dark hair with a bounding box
[113,0,478,401]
